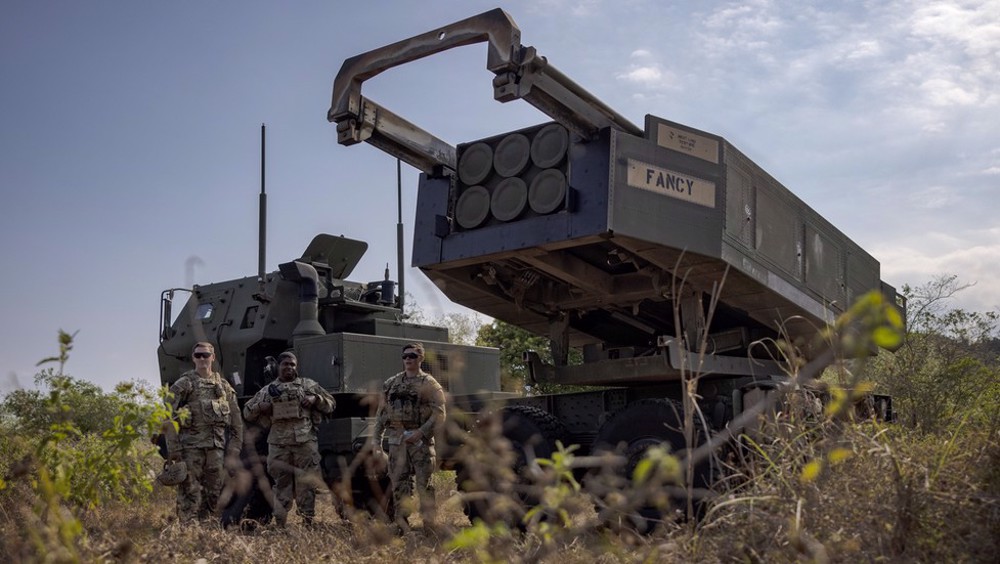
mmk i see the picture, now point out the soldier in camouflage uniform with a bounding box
[166,341,244,523]
[372,342,446,527]
[243,351,335,526]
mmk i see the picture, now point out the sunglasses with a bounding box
[193,352,212,359]
[401,352,420,360]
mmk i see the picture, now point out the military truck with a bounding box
[157,232,504,518]
[328,8,904,524]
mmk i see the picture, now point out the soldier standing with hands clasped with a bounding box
[166,341,243,523]
[243,351,335,526]
[372,342,446,530]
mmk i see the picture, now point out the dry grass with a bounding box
[694,419,1000,563]
[2,417,997,563]
[58,474,621,564]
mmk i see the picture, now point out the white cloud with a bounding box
[526,0,603,18]
[910,1,1000,58]
[906,185,959,210]
[922,80,982,107]
[680,0,998,124]
[876,226,1000,312]
[843,40,883,60]
[618,65,661,84]
[704,0,784,36]
[615,50,678,90]
[684,0,791,65]
[867,1,1000,133]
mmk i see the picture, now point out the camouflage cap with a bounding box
[278,351,298,363]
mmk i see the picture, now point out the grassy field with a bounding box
[2,307,998,563]
[3,417,997,563]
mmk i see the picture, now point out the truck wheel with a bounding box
[503,404,567,463]
[457,404,566,527]
[589,398,711,533]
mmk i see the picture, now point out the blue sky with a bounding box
[2,0,998,392]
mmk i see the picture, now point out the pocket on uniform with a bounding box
[214,398,230,418]
[272,400,301,420]
[294,428,314,443]
[201,399,228,424]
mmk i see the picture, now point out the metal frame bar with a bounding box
[328,7,641,174]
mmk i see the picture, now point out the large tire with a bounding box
[457,404,566,527]
[589,398,711,533]
[502,404,567,466]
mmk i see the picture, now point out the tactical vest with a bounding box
[179,373,232,430]
[266,379,323,445]
[386,373,429,429]
[270,380,313,421]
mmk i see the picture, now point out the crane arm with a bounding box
[327,7,640,174]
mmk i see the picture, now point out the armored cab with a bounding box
[159,234,499,399]
[157,233,502,516]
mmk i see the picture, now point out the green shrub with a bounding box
[0,330,173,561]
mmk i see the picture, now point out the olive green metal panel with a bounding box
[158,272,300,394]
[300,233,368,279]
[805,224,845,308]
[644,115,882,322]
[847,247,880,306]
[725,161,755,249]
[317,418,371,454]
[295,332,500,397]
[340,317,447,341]
[755,186,802,280]
[608,126,725,260]
[403,111,893,373]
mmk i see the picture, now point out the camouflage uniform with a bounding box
[243,377,335,525]
[167,370,243,522]
[373,369,446,522]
